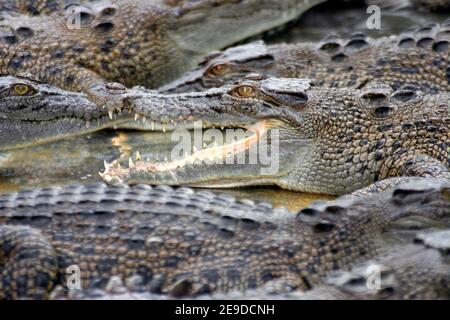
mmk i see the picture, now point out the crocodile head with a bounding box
[167,0,325,62]
[160,41,278,93]
[0,76,132,151]
[102,76,449,194]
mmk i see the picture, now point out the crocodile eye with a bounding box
[234,84,255,98]
[12,83,34,96]
[208,63,229,76]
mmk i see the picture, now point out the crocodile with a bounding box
[161,22,450,93]
[0,75,134,151]
[100,76,450,195]
[61,241,450,300]
[0,0,324,111]
[0,177,449,299]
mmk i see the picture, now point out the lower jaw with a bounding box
[182,177,279,188]
[0,116,131,151]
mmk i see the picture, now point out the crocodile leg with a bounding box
[0,225,58,299]
[382,155,450,180]
[343,155,450,198]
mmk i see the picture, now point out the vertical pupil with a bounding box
[240,86,252,96]
[15,84,28,94]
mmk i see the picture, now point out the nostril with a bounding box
[361,92,388,103]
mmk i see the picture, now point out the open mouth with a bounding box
[100,120,269,184]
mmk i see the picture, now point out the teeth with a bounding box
[169,170,177,181]
[164,157,168,162]
[134,114,140,121]
[203,142,207,148]
[135,150,141,161]
[128,157,134,168]
[162,123,167,133]
[151,121,155,131]
[86,121,90,128]
[142,116,147,123]
[104,160,111,170]
[108,110,114,120]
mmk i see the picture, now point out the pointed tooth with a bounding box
[104,160,111,170]
[108,110,114,120]
[162,123,167,133]
[151,121,155,131]
[85,121,90,129]
[134,114,140,121]
[169,170,177,181]
[221,126,224,130]
[128,157,134,168]
[135,150,141,161]
[193,146,198,152]
[142,116,147,123]
[164,157,168,162]
[203,142,207,148]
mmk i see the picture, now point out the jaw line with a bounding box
[183,178,278,189]
[100,120,273,184]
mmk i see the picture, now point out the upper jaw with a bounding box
[124,85,257,130]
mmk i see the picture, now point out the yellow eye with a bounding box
[235,85,255,97]
[13,83,31,96]
[209,63,229,76]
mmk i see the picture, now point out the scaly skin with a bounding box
[0,0,63,15]
[101,77,450,195]
[0,177,449,299]
[161,22,450,93]
[0,75,133,150]
[65,243,450,300]
[0,0,324,110]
